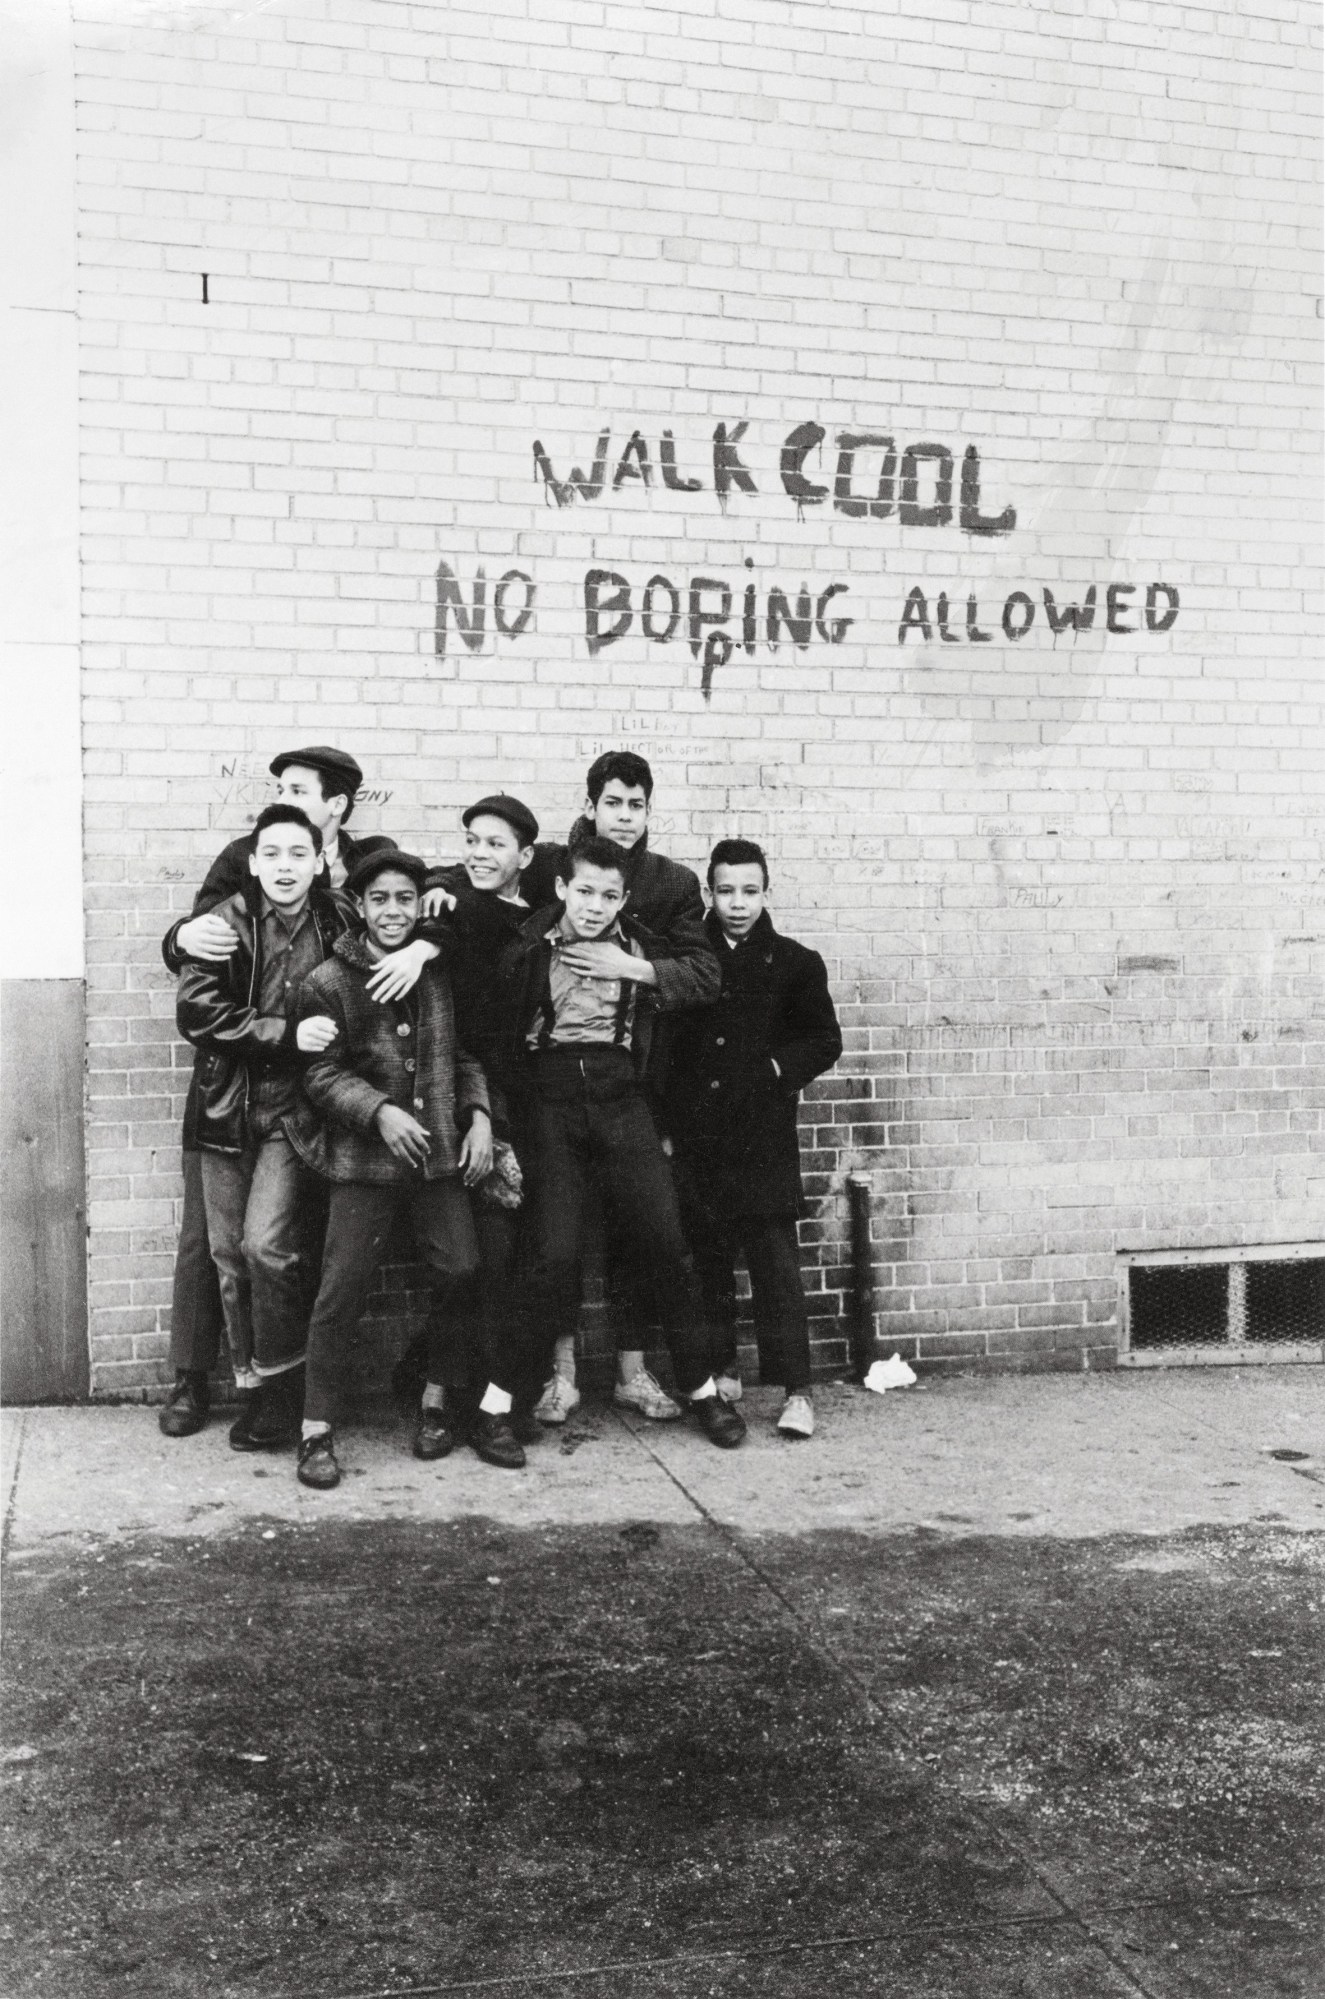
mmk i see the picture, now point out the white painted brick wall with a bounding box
[70,0,1322,1390]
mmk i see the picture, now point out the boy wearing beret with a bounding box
[414,796,546,1432]
[665,840,843,1438]
[175,803,350,1449]
[289,850,524,1488]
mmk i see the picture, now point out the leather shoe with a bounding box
[690,1391,746,1450]
[158,1372,209,1438]
[296,1430,340,1490]
[412,1406,456,1461]
[229,1370,302,1452]
[470,1411,526,1470]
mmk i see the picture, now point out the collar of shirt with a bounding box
[553,916,625,954]
[261,895,312,937]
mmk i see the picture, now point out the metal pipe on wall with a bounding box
[847,1172,877,1380]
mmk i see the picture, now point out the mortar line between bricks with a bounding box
[316,1882,1325,1999]
[2,1411,29,1562]
[615,1411,1162,1999]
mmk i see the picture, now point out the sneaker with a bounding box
[296,1430,340,1490]
[690,1391,746,1449]
[713,1371,743,1404]
[412,1406,456,1461]
[777,1393,815,1439]
[613,1369,683,1422]
[158,1371,210,1438]
[470,1411,526,1470]
[534,1374,581,1425]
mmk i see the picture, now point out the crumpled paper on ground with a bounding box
[863,1353,918,1395]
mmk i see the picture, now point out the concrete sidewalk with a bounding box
[2,1369,1322,1998]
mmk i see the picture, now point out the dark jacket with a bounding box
[421,864,546,1103]
[288,932,489,1185]
[161,828,397,973]
[175,881,347,1154]
[496,904,678,1085]
[521,821,719,1016]
[664,911,842,1218]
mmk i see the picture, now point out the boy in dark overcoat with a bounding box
[664,840,843,1438]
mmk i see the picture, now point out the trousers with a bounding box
[524,1046,710,1396]
[687,1210,813,1393]
[199,1118,322,1385]
[168,1147,226,1374]
[304,1176,480,1424]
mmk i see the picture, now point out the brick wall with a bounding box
[71,0,1322,1394]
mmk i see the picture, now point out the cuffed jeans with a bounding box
[200,1117,319,1387]
[525,1047,710,1397]
[168,1148,226,1374]
[304,1177,480,1425]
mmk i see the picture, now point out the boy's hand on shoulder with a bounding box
[365,939,439,1003]
[297,1015,339,1053]
[421,887,456,918]
[375,1105,431,1167]
[559,940,656,985]
[177,913,239,961]
[457,1109,493,1186]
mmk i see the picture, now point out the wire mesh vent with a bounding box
[1245,1260,1325,1343]
[1122,1247,1325,1362]
[1129,1264,1228,1349]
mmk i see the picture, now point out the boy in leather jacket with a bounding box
[174,803,350,1450]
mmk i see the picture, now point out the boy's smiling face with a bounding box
[357,870,420,954]
[710,861,767,940]
[248,819,323,910]
[464,814,533,897]
[589,780,649,852]
[556,861,627,941]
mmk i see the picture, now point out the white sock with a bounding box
[301,1419,331,1440]
[618,1348,645,1383]
[480,1383,512,1417]
[688,1377,717,1401]
[553,1335,577,1382]
[421,1381,446,1412]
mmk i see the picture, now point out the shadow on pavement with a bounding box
[2,1512,1320,1997]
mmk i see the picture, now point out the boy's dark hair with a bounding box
[310,766,357,825]
[707,837,769,888]
[248,803,324,854]
[564,835,628,883]
[585,750,653,804]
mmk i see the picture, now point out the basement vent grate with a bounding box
[1119,1245,1325,1367]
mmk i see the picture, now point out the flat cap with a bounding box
[269,745,364,799]
[345,847,429,898]
[461,793,539,848]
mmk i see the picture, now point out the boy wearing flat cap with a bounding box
[158,746,430,1443]
[289,849,526,1487]
[175,803,351,1449]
